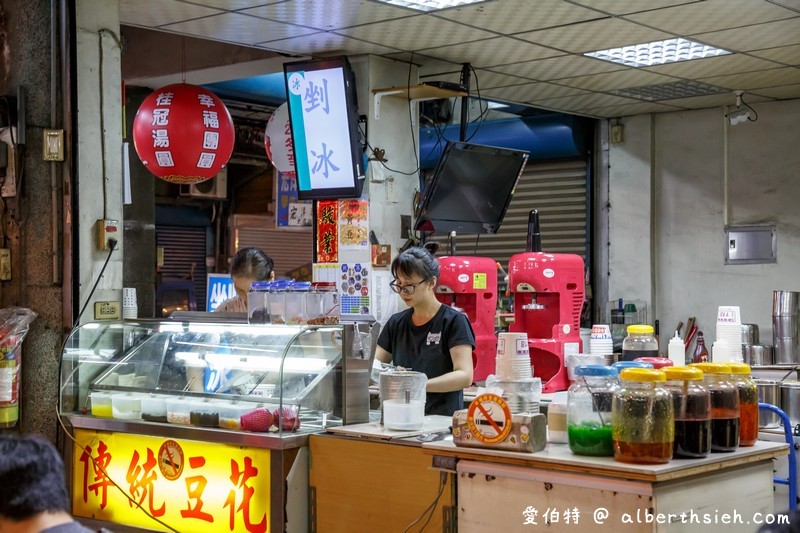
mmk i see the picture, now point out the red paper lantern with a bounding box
[264,102,295,173]
[132,83,234,184]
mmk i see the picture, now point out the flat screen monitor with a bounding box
[283,56,364,200]
[415,141,529,234]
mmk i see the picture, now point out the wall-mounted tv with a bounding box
[283,56,364,200]
[415,141,529,234]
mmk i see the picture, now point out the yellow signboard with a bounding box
[472,273,487,290]
[72,429,271,533]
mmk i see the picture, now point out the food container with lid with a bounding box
[219,403,257,430]
[141,394,168,423]
[111,393,143,420]
[267,280,291,324]
[691,362,740,452]
[612,368,673,464]
[567,365,619,456]
[307,282,339,325]
[611,360,653,372]
[90,391,113,418]
[663,366,711,458]
[621,324,659,362]
[728,362,758,446]
[166,397,192,425]
[284,281,311,325]
[189,399,222,428]
[634,357,674,370]
[247,281,271,324]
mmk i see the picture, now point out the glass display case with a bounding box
[59,318,377,444]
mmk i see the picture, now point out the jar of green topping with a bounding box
[567,365,619,456]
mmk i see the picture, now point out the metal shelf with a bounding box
[372,84,467,120]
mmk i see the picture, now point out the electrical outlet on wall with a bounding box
[94,301,121,320]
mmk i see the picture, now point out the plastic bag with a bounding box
[0,307,38,428]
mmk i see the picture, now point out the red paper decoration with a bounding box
[132,83,234,184]
[264,102,295,173]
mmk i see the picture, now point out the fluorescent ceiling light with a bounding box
[584,38,731,68]
[372,0,488,12]
[487,101,509,109]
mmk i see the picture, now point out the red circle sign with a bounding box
[132,83,234,184]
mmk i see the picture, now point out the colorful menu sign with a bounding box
[72,429,270,533]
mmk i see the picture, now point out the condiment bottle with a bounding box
[692,331,709,363]
[691,362,740,452]
[567,365,619,456]
[621,324,659,361]
[612,368,674,464]
[728,362,758,446]
[662,366,711,458]
[668,331,685,366]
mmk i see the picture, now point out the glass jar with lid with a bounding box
[662,366,711,458]
[567,365,619,456]
[728,362,758,447]
[691,362,740,452]
[307,282,339,325]
[612,368,674,464]
[247,281,272,324]
[612,360,653,373]
[634,357,674,370]
[621,324,659,361]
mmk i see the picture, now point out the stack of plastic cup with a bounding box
[589,324,614,364]
[123,287,138,319]
[495,332,533,380]
[715,306,743,362]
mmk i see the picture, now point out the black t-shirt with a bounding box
[377,304,475,416]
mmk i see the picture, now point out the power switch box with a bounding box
[96,219,119,251]
[94,301,121,320]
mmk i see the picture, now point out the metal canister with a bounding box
[755,378,780,428]
[773,290,799,364]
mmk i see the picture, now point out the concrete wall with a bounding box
[607,98,800,353]
[75,0,124,319]
[0,0,63,439]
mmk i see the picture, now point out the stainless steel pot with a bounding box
[741,323,759,345]
[780,381,800,428]
[755,378,780,428]
[744,344,774,366]
[773,290,800,316]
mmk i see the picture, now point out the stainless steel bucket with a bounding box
[780,381,800,428]
[744,344,774,366]
[755,378,780,428]
[773,290,800,364]
[741,323,759,345]
[773,290,800,316]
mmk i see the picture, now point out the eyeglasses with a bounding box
[389,278,428,295]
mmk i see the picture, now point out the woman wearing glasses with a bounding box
[375,247,475,416]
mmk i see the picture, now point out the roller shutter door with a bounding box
[156,226,208,310]
[230,214,314,278]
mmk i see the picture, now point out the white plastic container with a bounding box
[111,393,142,420]
[382,399,425,431]
[90,391,113,418]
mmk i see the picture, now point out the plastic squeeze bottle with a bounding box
[668,331,685,366]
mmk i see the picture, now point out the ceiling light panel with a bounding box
[613,80,728,101]
[371,0,489,12]
[584,38,732,68]
[433,0,603,34]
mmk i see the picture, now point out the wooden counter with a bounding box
[423,440,788,532]
[308,417,455,533]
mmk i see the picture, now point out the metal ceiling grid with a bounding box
[119,0,800,119]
